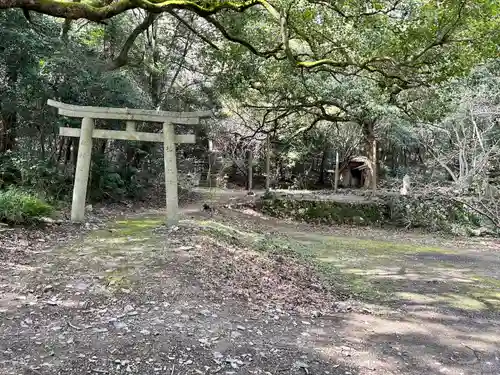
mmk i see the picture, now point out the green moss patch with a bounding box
[113,217,164,234]
[260,196,387,225]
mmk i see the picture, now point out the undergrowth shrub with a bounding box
[0,152,73,199]
[0,153,22,189]
[1,151,154,204]
[0,188,53,223]
[22,159,74,199]
[89,154,153,202]
[386,195,481,234]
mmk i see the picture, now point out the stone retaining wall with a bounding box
[258,192,482,235]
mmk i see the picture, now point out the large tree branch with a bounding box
[243,100,351,128]
[166,9,219,50]
[0,0,134,21]
[0,0,287,64]
[0,0,266,21]
[308,0,402,19]
[283,0,483,87]
[107,12,158,70]
[452,197,500,229]
[407,0,467,63]
[202,15,282,58]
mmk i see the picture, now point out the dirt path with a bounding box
[1,192,499,375]
[201,207,500,373]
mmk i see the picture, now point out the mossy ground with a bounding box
[51,211,500,313]
[52,216,169,292]
[198,216,500,312]
[2,200,499,375]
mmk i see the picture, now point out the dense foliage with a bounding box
[0,1,498,229]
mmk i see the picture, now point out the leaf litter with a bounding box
[1,198,499,375]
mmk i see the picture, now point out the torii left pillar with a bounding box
[72,117,94,222]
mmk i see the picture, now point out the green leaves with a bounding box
[82,27,105,46]
[302,8,314,21]
[0,188,53,224]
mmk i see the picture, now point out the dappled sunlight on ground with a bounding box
[275,228,500,313]
[1,201,499,375]
[314,311,500,374]
[196,206,500,373]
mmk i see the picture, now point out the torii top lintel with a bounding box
[47,99,212,125]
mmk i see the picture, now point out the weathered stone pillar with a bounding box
[126,120,136,132]
[247,149,253,191]
[372,138,377,193]
[334,151,340,192]
[163,122,178,225]
[265,135,271,193]
[71,117,94,222]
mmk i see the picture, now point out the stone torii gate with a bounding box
[47,99,211,224]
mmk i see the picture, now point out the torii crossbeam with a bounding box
[48,99,211,224]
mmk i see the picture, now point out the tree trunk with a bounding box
[65,139,73,165]
[0,62,19,153]
[0,110,17,153]
[57,137,65,162]
[149,19,162,108]
[362,121,378,191]
[318,148,327,185]
[71,141,79,168]
[36,124,46,159]
[372,138,377,193]
[100,139,107,155]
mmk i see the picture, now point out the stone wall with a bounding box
[258,192,483,235]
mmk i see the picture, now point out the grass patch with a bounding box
[0,188,53,224]
[197,220,259,247]
[113,218,164,235]
[471,275,500,288]
[86,217,165,241]
[396,291,498,311]
[291,233,456,256]
[318,237,455,255]
[64,217,168,259]
[103,267,136,290]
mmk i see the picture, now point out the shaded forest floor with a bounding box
[1,189,499,375]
